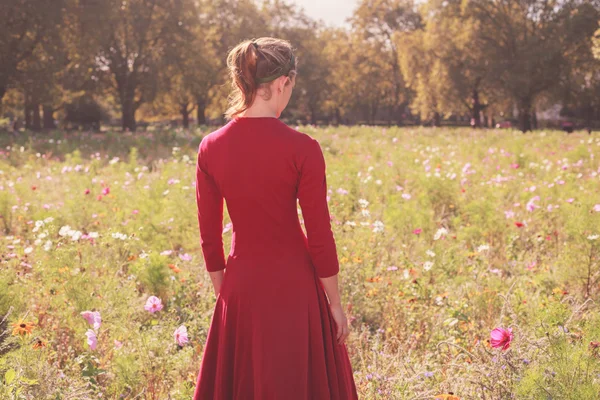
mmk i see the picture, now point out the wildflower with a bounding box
[114,339,123,349]
[477,244,490,253]
[504,210,515,219]
[515,221,524,228]
[413,228,422,235]
[11,320,34,336]
[526,196,540,212]
[402,193,411,200]
[179,253,192,262]
[426,250,435,257]
[434,227,448,240]
[80,311,101,331]
[174,325,189,346]
[490,327,513,351]
[358,199,369,208]
[85,329,97,350]
[144,296,163,313]
[33,338,46,349]
[372,221,384,233]
[593,204,600,213]
[387,266,398,271]
[424,261,434,271]
[588,235,599,241]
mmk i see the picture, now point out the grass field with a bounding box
[1,126,600,399]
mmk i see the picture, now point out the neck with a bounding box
[241,102,278,118]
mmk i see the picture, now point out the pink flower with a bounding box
[144,296,163,313]
[80,311,101,331]
[593,204,600,213]
[413,228,422,235]
[490,327,513,351]
[84,188,90,195]
[179,253,192,262]
[174,325,189,346]
[526,196,540,212]
[402,193,411,200]
[85,329,97,350]
[510,163,519,169]
[102,187,110,195]
[566,198,574,203]
[114,339,123,349]
[504,210,515,219]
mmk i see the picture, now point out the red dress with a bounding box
[193,117,358,400]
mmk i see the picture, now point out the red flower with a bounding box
[490,327,513,351]
[515,222,524,228]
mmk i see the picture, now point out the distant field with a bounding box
[1,126,600,399]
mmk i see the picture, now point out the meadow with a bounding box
[1,126,600,399]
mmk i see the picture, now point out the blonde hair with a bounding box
[225,37,297,120]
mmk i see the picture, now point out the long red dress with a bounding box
[193,116,358,399]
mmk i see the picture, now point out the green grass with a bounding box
[1,126,600,399]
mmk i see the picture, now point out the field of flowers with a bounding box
[1,126,600,399]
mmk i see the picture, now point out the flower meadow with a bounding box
[1,126,600,399]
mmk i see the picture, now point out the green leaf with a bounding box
[4,369,16,385]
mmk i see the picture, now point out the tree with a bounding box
[78,0,186,131]
[351,0,422,124]
[471,0,597,132]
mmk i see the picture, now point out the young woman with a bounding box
[193,37,358,399]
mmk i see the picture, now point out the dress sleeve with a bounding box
[195,142,226,272]
[297,138,340,278]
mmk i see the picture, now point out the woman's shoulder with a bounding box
[278,121,320,148]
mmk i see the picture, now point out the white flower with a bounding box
[88,232,99,238]
[358,199,369,208]
[58,225,72,237]
[361,209,371,217]
[71,231,82,241]
[424,261,434,271]
[24,247,33,254]
[588,234,599,241]
[477,244,490,253]
[345,221,356,226]
[426,250,436,258]
[433,227,448,241]
[111,232,128,240]
[372,221,384,233]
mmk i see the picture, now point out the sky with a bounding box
[291,0,359,27]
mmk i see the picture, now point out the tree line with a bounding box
[1,0,599,133]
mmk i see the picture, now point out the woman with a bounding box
[193,37,358,400]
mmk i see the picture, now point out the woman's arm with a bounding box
[297,138,349,344]
[196,141,227,292]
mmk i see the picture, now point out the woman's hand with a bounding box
[208,270,224,297]
[329,303,350,344]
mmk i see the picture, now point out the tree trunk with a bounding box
[471,88,482,128]
[518,99,532,133]
[25,99,33,130]
[433,112,441,127]
[43,105,56,130]
[121,96,136,132]
[335,108,341,126]
[310,105,317,125]
[32,102,41,131]
[532,108,538,130]
[181,103,190,129]
[196,96,207,125]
